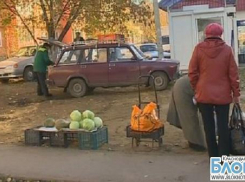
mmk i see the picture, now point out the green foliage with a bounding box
[1,15,12,26]
[78,0,153,36]
[1,0,153,42]
[0,1,13,26]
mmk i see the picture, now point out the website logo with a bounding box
[210,156,245,181]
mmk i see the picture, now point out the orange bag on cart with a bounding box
[131,102,163,132]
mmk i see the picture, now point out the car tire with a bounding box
[0,78,9,84]
[23,66,34,82]
[150,72,169,91]
[68,78,87,98]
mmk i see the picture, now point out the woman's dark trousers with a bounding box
[198,103,230,158]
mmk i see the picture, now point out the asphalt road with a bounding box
[0,145,212,182]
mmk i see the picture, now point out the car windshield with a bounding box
[140,45,157,52]
[130,45,145,60]
[14,47,36,57]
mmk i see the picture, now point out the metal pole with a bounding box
[153,0,164,59]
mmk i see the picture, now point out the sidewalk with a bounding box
[0,145,210,182]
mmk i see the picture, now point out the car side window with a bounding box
[84,48,107,63]
[16,47,28,57]
[30,48,36,56]
[109,47,135,62]
[59,50,81,65]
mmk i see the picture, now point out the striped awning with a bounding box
[237,0,245,11]
[159,0,241,11]
[158,0,182,11]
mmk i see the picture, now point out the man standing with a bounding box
[34,43,54,97]
[69,32,85,61]
[74,32,85,42]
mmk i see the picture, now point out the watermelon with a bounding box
[55,119,70,130]
[44,118,55,128]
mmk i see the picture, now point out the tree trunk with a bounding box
[48,0,55,39]
[58,1,84,41]
[48,24,55,39]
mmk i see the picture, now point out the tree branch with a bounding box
[54,0,71,29]
[3,0,39,45]
[44,0,50,8]
[39,0,49,24]
[58,1,84,41]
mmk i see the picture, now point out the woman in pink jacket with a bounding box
[188,23,240,158]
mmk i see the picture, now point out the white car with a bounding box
[0,46,37,83]
[138,43,171,59]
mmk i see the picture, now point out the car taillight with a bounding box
[14,63,18,68]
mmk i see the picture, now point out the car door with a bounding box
[108,46,140,86]
[79,47,108,87]
[49,49,81,87]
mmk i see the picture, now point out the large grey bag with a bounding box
[230,104,245,155]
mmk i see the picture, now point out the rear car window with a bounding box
[84,48,107,63]
[59,50,83,64]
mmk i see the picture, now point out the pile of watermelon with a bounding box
[43,110,103,132]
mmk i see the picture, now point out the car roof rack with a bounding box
[70,38,128,49]
[37,36,128,50]
[37,37,69,48]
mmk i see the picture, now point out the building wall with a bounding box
[236,11,245,20]
[0,27,7,61]
[0,21,19,60]
[235,11,245,64]
[5,19,20,57]
[160,10,169,35]
[60,18,73,44]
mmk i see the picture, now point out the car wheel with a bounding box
[150,72,169,91]
[23,66,34,82]
[0,78,9,84]
[68,78,87,98]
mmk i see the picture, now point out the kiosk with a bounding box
[168,5,237,71]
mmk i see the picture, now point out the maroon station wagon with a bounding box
[45,41,180,97]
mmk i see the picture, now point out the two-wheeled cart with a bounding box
[126,75,164,147]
